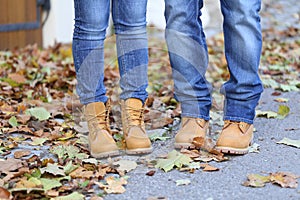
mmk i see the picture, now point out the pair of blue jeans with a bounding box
[73,0,148,105]
[165,0,264,124]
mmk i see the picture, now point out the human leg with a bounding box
[216,0,263,154]
[165,0,211,149]
[112,0,152,154]
[73,0,118,158]
[220,0,263,124]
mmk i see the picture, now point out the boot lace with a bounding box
[224,120,248,132]
[86,105,110,132]
[125,106,145,127]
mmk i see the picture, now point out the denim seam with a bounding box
[223,116,253,124]
[181,112,210,121]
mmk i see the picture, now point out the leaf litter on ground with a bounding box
[1,15,300,198]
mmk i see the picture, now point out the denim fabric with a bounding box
[73,0,148,105]
[165,0,263,124]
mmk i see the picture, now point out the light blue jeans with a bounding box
[165,0,263,124]
[73,0,148,105]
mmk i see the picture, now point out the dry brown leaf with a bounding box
[146,170,156,176]
[200,164,220,172]
[0,158,23,172]
[45,190,59,197]
[270,172,299,188]
[14,150,31,159]
[2,167,30,183]
[192,137,216,153]
[0,187,10,199]
[95,176,127,194]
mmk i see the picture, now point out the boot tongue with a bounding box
[126,99,143,126]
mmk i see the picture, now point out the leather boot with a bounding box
[215,120,253,154]
[174,117,209,149]
[84,100,119,158]
[121,98,152,154]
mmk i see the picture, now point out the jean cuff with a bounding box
[181,112,210,121]
[223,116,254,124]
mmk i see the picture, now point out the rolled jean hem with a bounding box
[223,116,254,124]
[181,113,210,121]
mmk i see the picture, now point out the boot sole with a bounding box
[215,146,249,155]
[126,147,153,155]
[91,150,120,158]
[174,142,192,149]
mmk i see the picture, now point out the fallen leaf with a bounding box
[30,137,48,146]
[0,158,23,172]
[8,116,19,127]
[192,137,216,154]
[95,176,127,194]
[270,172,299,188]
[146,170,156,176]
[45,190,59,197]
[14,150,31,159]
[277,105,290,119]
[277,138,300,148]
[179,162,201,172]
[50,145,89,160]
[113,160,137,173]
[64,161,79,175]
[0,187,10,199]
[201,164,219,172]
[243,174,270,188]
[249,143,260,153]
[40,178,62,191]
[2,167,30,183]
[25,107,51,121]
[256,110,278,118]
[155,150,192,172]
[40,163,65,176]
[274,98,289,103]
[176,179,191,186]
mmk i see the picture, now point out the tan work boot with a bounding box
[215,120,253,154]
[121,98,152,154]
[174,117,209,149]
[84,100,119,158]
